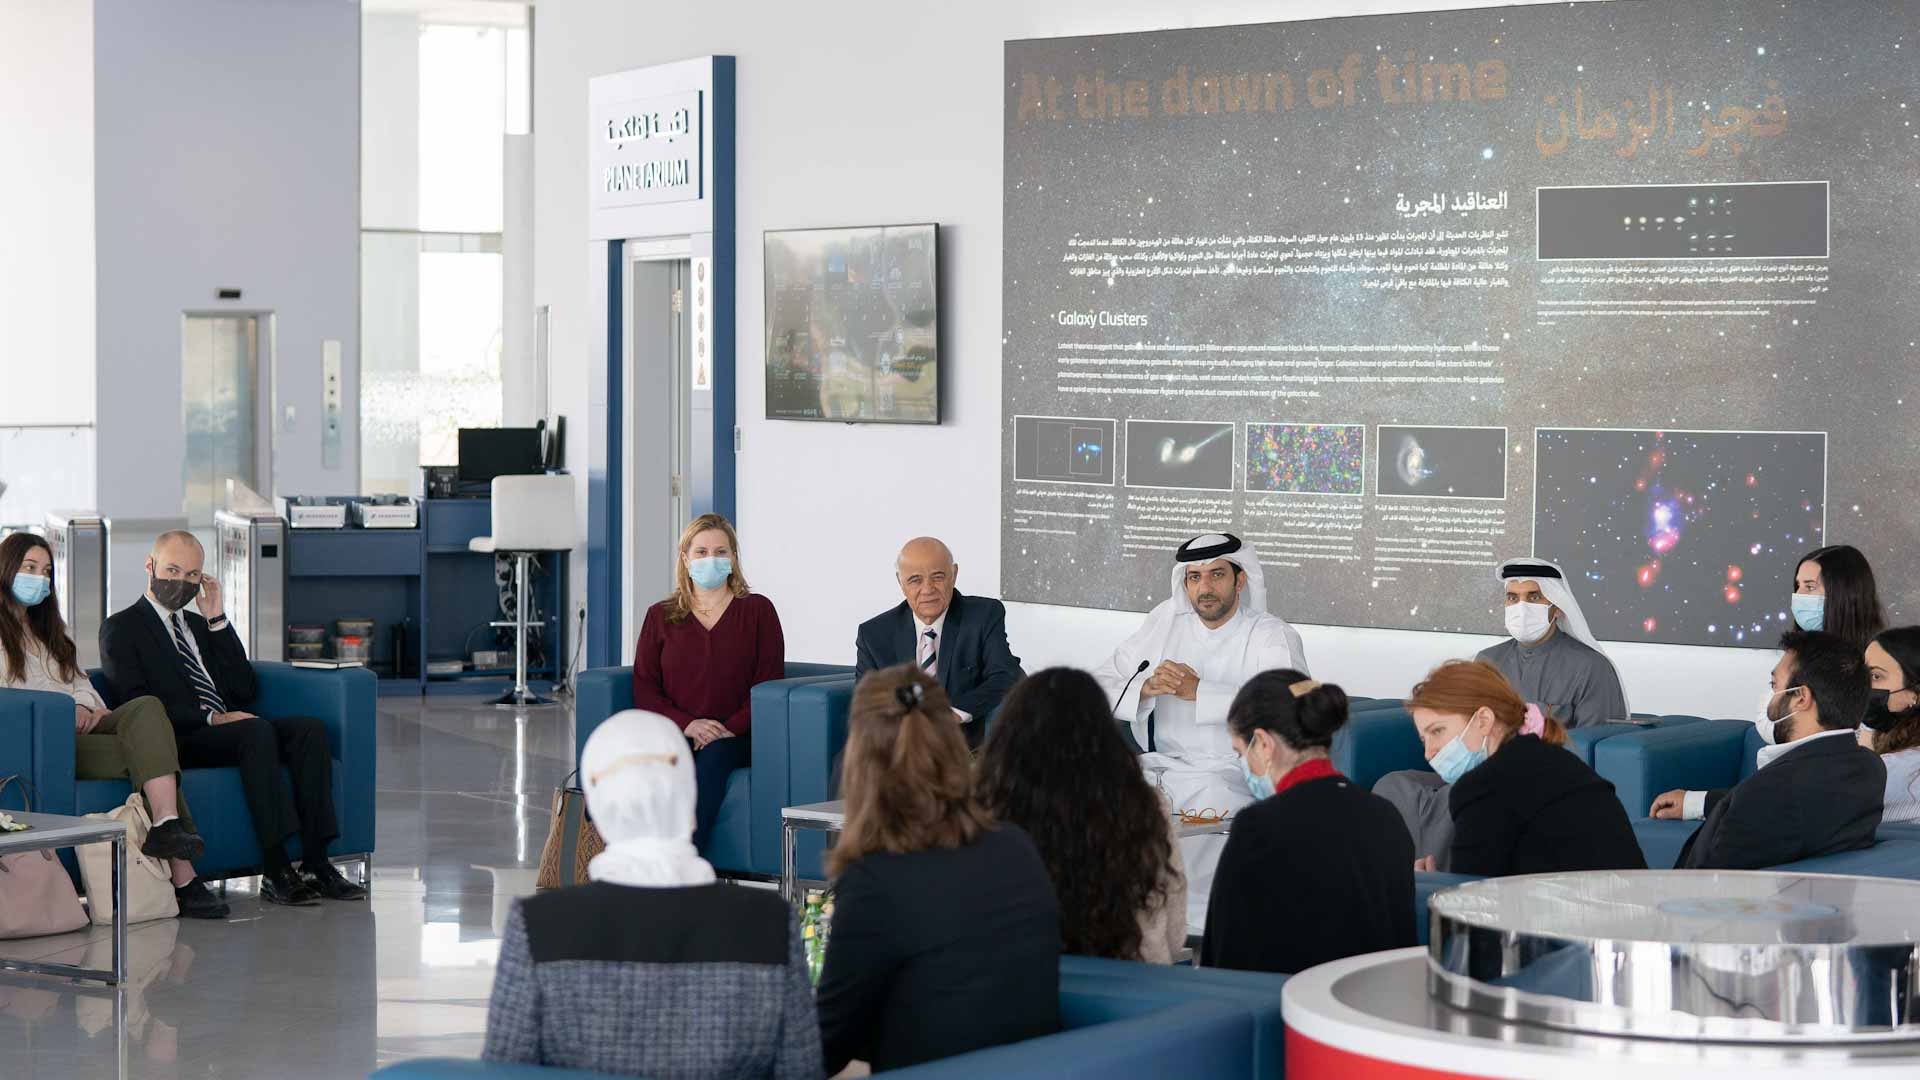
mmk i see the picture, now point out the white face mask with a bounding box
[1504,600,1555,645]
[1754,685,1802,746]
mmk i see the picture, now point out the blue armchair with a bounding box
[370,957,1271,1080]
[0,662,377,881]
[573,663,855,878]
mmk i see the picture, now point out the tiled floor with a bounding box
[0,693,576,1079]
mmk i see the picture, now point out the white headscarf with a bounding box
[580,710,717,888]
[1497,558,1631,715]
[1104,534,1305,736]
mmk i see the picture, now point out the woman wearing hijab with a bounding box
[817,665,1060,1074]
[482,710,821,1079]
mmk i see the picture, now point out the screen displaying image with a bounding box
[765,223,939,424]
[1533,428,1828,645]
[1014,415,1116,485]
[1375,426,1508,500]
[1246,423,1365,496]
[1125,420,1235,491]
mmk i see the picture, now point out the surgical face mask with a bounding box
[1754,685,1802,745]
[1239,735,1277,800]
[9,573,50,607]
[149,574,199,612]
[1790,593,1825,631]
[1430,720,1491,784]
[1504,600,1554,645]
[687,556,733,591]
[1863,688,1914,733]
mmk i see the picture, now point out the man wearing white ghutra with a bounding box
[1092,533,1308,932]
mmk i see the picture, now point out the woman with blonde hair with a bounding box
[631,513,784,852]
[816,664,1060,1075]
[1409,659,1643,878]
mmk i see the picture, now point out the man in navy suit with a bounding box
[855,537,1024,748]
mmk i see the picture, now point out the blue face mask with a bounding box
[10,573,50,608]
[1239,737,1277,800]
[688,556,733,590]
[1430,723,1490,785]
[1790,593,1825,631]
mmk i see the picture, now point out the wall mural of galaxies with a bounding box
[1534,429,1827,645]
[1000,0,1919,645]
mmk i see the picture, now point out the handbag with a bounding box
[0,775,90,939]
[76,793,179,925]
[536,771,604,889]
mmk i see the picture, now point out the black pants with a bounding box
[689,735,751,854]
[178,715,338,868]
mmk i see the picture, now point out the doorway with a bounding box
[181,312,275,528]
[621,246,693,649]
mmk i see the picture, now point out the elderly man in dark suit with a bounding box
[100,530,365,906]
[855,537,1024,748]
[1656,629,1885,870]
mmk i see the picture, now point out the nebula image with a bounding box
[1535,429,1827,644]
[1376,426,1508,499]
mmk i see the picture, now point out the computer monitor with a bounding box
[457,427,545,484]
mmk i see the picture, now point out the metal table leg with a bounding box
[782,820,798,905]
[112,833,126,985]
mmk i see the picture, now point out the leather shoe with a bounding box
[174,878,229,919]
[260,867,321,906]
[142,819,206,862]
[303,861,368,901]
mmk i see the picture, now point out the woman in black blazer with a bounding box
[1202,670,1416,975]
[816,665,1060,1074]
[1408,660,1645,877]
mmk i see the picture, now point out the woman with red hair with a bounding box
[1407,660,1644,877]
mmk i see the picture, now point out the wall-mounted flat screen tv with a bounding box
[764,223,939,424]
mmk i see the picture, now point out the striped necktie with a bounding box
[920,628,938,675]
[169,611,227,716]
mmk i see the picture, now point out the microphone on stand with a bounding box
[1112,659,1151,717]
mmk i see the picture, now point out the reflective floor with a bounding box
[0,694,574,1079]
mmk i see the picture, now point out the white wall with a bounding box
[533,0,1778,718]
[0,0,95,426]
[93,0,361,521]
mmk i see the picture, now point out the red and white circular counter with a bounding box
[1281,871,1920,1079]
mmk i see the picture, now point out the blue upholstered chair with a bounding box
[1331,707,1429,792]
[572,662,854,878]
[0,663,377,882]
[370,960,1266,1080]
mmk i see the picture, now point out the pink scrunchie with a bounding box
[1521,703,1546,737]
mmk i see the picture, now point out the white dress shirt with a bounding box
[146,594,231,721]
[912,608,970,723]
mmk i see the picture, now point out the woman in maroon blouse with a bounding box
[632,513,786,851]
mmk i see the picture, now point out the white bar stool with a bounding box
[468,474,575,707]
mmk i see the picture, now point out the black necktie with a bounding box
[169,612,227,716]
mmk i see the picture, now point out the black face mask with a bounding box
[149,574,199,612]
[1863,688,1913,733]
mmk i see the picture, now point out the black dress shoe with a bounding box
[302,861,369,901]
[260,867,322,906]
[142,819,206,862]
[174,878,229,919]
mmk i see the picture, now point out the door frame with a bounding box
[620,240,695,651]
[180,309,277,520]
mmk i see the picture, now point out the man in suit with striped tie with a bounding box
[100,531,364,906]
[854,537,1025,750]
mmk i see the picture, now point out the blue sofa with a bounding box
[369,963,1267,1080]
[573,663,855,878]
[0,663,377,881]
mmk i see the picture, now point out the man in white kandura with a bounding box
[1093,533,1307,933]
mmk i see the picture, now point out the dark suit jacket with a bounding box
[853,591,1023,721]
[100,599,257,737]
[1676,732,1886,870]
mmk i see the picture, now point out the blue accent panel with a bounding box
[710,56,737,522]
[588,240,625,670]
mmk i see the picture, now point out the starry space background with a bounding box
[1001,0,1920,647]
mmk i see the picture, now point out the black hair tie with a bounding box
[895,681,925,710]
